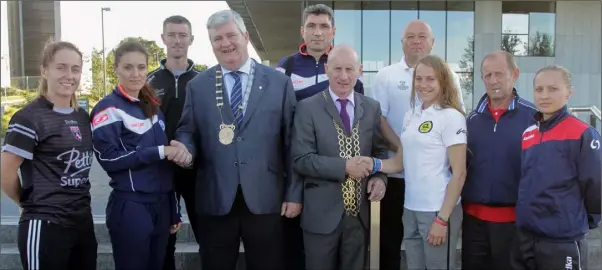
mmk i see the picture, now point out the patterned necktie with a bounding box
[338,98,351,134]
[229,71,244,125]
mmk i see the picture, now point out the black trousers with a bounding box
[197,187,284,270]
[18,219,97,270]
[163,168,200,270]
[283,215,305,270]
[510,228,587,270]
[461,213,516,270]
[380,177,405,270]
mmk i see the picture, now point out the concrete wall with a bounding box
[7,1,61,78]
[474,1,601,115]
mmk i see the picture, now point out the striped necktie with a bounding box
[229,71,244,125]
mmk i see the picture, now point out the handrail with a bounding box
[568,106,601,121]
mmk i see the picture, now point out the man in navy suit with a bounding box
[171,9,302,270]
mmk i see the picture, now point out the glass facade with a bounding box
[501,1,556,57]
[307,1,476,111]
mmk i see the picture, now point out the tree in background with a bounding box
[194,64,208,71]
[501,32,523,56]
[528,31,554,57]
[459,36,475,97]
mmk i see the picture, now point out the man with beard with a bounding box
[146,15,201,270]
[368,19,465,270]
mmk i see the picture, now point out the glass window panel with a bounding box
[502,14,529,35]
[528,13,555,56]
[501,34,528,56]
[361,72,377,97]
[390,2,418,64]
[418,9,446,60]
[333,2,362,55]
[456,72,474,113]
[362,1,390,71]
[447,10,474,72]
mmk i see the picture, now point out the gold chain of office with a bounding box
[322,91,362,217]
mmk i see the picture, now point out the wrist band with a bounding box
[434,216,448,227]
[371,158,382,174]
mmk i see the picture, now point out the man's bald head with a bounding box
[480,50,517,72]
[402,20,434,63]
[325,44,362,97]
[403,19,433,39]
[328,44,360,64]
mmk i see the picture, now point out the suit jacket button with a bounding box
[236,136,242,142]
[234,162,238,167]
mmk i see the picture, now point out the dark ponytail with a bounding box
[138,82,160,118]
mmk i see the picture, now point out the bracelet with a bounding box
[433,216,448,227]
[371,158,382,174]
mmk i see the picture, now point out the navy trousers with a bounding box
[107,191,171,270]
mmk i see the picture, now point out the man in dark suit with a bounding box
[291,44,389,270]
[171,9,302,270]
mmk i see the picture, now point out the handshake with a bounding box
[164,140,192,168]
[345,156,375,179]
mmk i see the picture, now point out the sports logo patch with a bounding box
[70,126,82,141]
[418,121,433,133]
[92,113,109,126]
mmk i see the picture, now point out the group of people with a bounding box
[0,4,599,270]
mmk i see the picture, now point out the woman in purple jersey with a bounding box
[1,41,97,270]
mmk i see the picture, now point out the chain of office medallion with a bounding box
[321,91,363,216]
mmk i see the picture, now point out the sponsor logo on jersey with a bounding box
[92,113,109,126]
[418,121,433,133]
[57,148,93,188]
[70,126,82,141]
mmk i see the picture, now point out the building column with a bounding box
[473,1,502,99]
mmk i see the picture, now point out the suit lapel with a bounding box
[208,67,236,124]
[240,60,268,130]
[353,93,364,127]
[321,89,346,130]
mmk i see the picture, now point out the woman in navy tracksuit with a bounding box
[90,40,189,270]
[512,65,601,270]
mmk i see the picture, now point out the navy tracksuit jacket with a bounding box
[91,86,181,270]
[518,107,601,240]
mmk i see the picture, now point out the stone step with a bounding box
[0,216,198,244]
[1,241,600,270]
[0,241,602,270]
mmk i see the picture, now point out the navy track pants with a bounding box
[107,191,171,270]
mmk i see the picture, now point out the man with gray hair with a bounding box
[172,9,302,270]
[292,44,388,270]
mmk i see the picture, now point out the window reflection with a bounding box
[501,1,556,56]
[391,2,418,64]
[362,2,390,71]
[361,72,377,97]
[333,2,362,55]
[418,2,446,60]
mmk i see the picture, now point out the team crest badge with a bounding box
[70,126,82,141]
[398,80,409,91]
[418,121,433,133]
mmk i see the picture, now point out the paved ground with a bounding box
[0,156,190,218]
